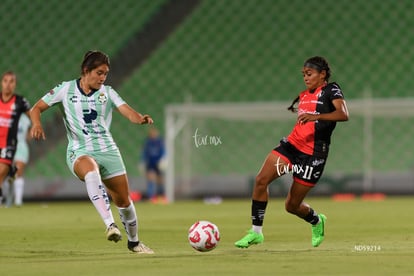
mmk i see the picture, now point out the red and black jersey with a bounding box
[287,82,344,157]
[0,94,31,151]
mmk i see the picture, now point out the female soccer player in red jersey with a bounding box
[0,71,31,205]
[235,56,349,248]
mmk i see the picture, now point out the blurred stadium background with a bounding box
[1,0,413,201]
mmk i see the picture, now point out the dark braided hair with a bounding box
[287,56,331,113]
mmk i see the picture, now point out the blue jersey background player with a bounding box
[139,127,166,203]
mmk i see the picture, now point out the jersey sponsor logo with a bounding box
[0,117,13,127]
[298,109,320,116]
[331,85,343,97]
[82,109,98,124]
[82,109,98,135]
[82,129,106,135]
[70,95,78,103]
[312,159,325,166]
[70,95,96,104]
[333,90,343,97]
[81,108,107,136]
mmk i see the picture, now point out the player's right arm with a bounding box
[30,99,50,140]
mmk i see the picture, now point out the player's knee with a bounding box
[254,174,270,190]
[112,195,132,208]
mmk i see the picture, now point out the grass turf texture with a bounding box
[0,197,413,275]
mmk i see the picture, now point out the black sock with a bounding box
[303,208,319,225]
[251,200,268,226]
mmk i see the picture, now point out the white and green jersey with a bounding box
[42,79,126,152]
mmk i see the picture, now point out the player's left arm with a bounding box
[117,103,154,125]
[317,99,349,122]
[298,99,349,123]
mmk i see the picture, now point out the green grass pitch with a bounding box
[1,197,413,275]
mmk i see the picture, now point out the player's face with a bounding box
[1,74,17,95]
[85,64,109,90]
[302,67,326,90]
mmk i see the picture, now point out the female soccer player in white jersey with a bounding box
[30,50,154,254]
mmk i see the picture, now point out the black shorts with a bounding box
[273,139,327,187]
[0,146,16,165]
[146,163,162,175]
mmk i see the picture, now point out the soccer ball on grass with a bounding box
[188,220,220,252]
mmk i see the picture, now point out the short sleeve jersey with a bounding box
[0,94,31,149]
[287,82,344,156]
[41,79,126,152]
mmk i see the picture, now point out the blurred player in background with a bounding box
[0,71,31,206]
[30,50,154,254]
[235,56,349,248]
[139,126,167,203]
[3,113,31,207]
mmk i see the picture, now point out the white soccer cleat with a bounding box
[106,223,122,243]
[128,241,154,254]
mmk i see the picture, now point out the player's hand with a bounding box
[141,114,154,125]
[31,124,46,140]
[297,113,318,124]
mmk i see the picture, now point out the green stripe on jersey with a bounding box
[66,81,86,150]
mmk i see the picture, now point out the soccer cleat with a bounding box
[106,223,122,243]
[128,241,154,254]
[234,229,264,248]
[311,214,327,247]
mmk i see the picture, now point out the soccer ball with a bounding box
[188,220,220,252]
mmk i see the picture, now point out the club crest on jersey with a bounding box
[98,93,107,104]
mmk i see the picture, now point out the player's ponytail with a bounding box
[287,96,299,113]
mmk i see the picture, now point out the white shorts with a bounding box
[14,141,29,164]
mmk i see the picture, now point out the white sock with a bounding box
[118,202,138,242]
[85,171,114,228]
[252,225,263,234]
[14,177,24,206]
[3,178,13,207]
